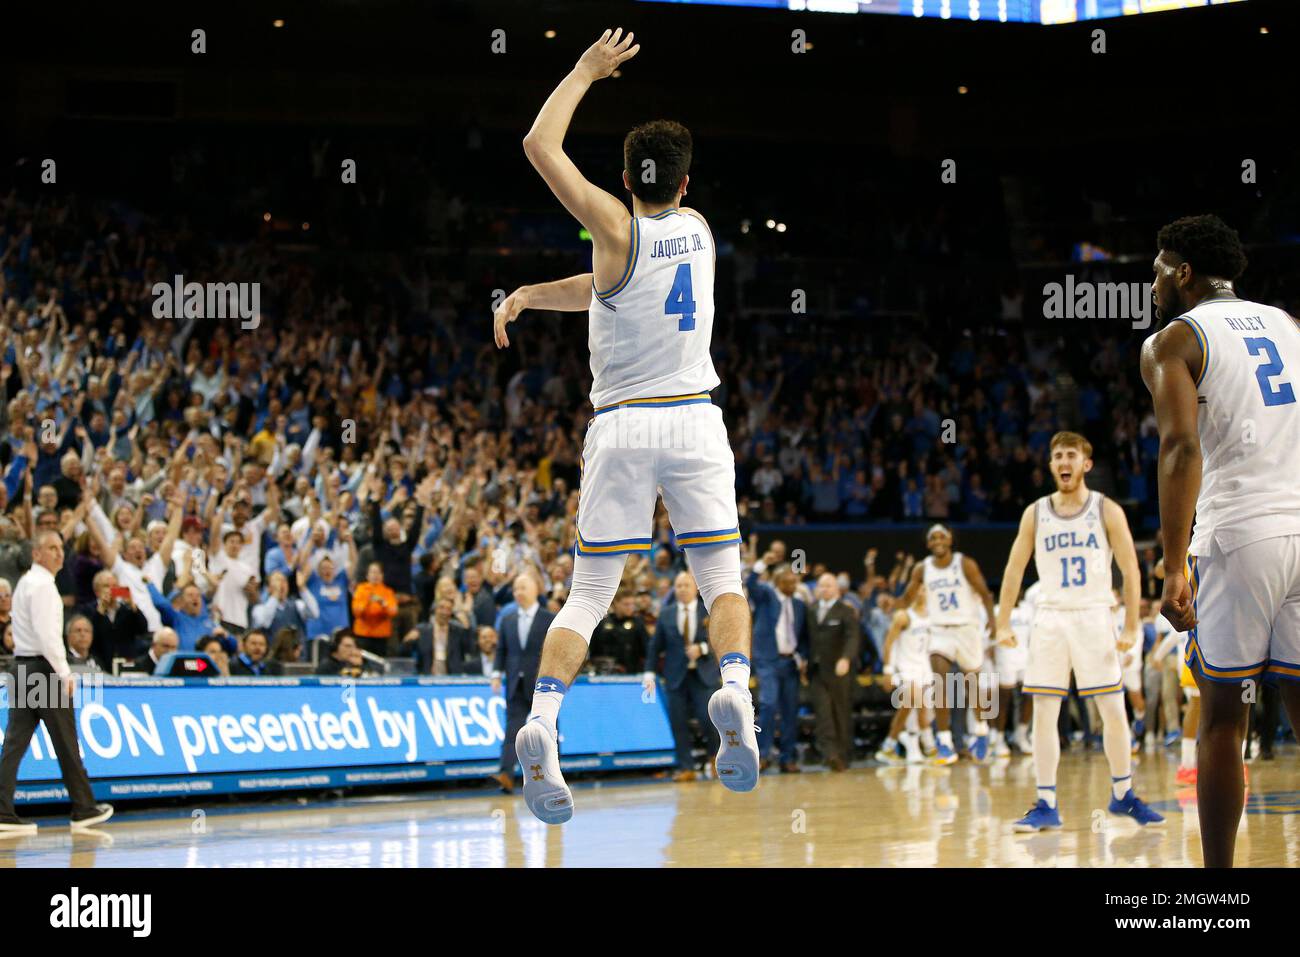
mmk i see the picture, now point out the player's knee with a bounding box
[684,543,744,611]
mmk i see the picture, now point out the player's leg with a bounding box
[1015,689,1033,754]
[1195,676,1250,866]
[928,651,958,764]
[1177,681,1200,784]
[876,685,909,764]
[1190,538,1284,865]
[1013,692,1063,831]
[517,550,627,823]
[516,413,653,823]
[659,403,759,791]
[1015,609,1071,829]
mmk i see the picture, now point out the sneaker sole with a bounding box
[516,724,573,825]
[0,824,37,835]
[517,722,574,826]
[1012,820,1062,833]
[709,691,759,793]
[70,807,113,830]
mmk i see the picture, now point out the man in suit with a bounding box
[491,574,553,792]
[403,596,473,675]
[458,625,498,677]
[83,569,149,670]
[806,573,860,771]
[747,552,809,772]
[643,571,721,782]
[125,628,180,675]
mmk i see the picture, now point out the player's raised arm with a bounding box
[1139,321,1203,632]
[523,29,640,240]
[1103,498,1142,652]
[994,504,1036,646]
[494,273,594,348]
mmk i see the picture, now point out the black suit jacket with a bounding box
[410,621,474,675]
[645,598,720,690]
[493,606,554,700]
[83,602,149,671]
[806,598,860,674]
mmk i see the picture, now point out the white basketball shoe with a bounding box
[516,717,574,825]
[708,685,761,792]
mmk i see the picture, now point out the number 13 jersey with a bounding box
[588,209,720,410]
[1033,492,1112,609]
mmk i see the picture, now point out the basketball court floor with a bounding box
[2,748,1295,867]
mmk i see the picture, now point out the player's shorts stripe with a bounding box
[594,218,640,303]
[1185,636,1266,681]
[1266,658,1300,680]
[592,393,711,415]
[1176,316,1210,387]
[675,527,741,548]
[1077,678,1124,697]
[576,532,653,555]
[1022,685,1068,697]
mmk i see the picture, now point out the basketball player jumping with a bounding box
[899,525,997,764]
[1141,213,1300,867]
[493,30,759,824]
[996,432,1163,831]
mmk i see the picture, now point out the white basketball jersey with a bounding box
[923,553,976,626]
[1178,297,1300,555]
[1033,491,1112,609]
[899,610,930,659]
[588,209,721,409]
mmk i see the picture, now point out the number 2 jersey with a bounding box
[1033,491,1112,609]
[588,209,721,410]
[1176,297,1300,555]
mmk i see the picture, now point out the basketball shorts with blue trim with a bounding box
[1023,606,1123,697]
[1185,534,1300,684]
[575,398,740,557]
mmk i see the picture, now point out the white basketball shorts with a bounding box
[928,623,984,673]
[575,397,740,556]
[994,639,1028,688]
[1023,606,1122,698]
[1186,534,1300,685]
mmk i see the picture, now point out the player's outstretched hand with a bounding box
[576,28,640,82]
[493,287,529,348]
[1159,568,1197,633]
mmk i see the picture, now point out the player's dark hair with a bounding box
[1156,214,1248,281]
[623,120,692,204]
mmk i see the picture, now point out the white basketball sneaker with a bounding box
[709,685,761,792]
[515,717,573,825]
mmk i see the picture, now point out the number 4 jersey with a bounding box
[588,209,720,410]
[1033,491,1113,609]
[1177,298,1300,556]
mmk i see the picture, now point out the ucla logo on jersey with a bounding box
[1043,531,1100,552]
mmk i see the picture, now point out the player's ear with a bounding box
[1083,458,1094,473]
[679,174,689,198]
[622,169,631,192]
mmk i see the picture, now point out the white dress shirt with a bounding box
[777,594,798,655]
[817,599,833,624]
[12,563,71,677]
[516,602,538,649]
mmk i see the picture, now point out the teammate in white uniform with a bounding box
[876,593,933,764]
[900,525,997,764]
[992,586,1035,756]
[1141,213,1300,866]
[492,31,757,824]
[996,431,1163,831]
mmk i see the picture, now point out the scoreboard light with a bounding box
[639,0,1246,25]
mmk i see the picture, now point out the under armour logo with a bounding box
[725,730,739,746]
[530,764,544,781]
[537,682,557,692]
